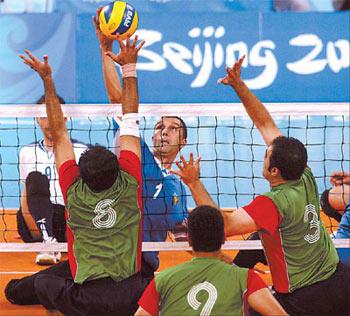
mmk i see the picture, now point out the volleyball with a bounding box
[99,1,138,40]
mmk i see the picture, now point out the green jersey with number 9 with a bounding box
[138,257,267,315]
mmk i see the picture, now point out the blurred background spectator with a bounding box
[333,0,350,10]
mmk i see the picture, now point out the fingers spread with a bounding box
[175,161,184,172]
[25,50,39,63]
[180,155,188,167]
[189,153,193,165]
[105,51,118,62]
[136,40,145,52]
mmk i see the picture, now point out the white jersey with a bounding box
[19,140,87,206]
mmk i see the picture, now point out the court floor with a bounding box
[1,210,337,315]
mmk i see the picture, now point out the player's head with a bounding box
[263,136,308,181]
[188,205,225,252]
[36,94,66,142]
[152,116,187,160]
[78,145,119,192]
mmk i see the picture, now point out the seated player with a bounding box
[17,95,87,265]
[6,36,148,315]
[320,171,350,222]
[135,205,287,316]
[321,171,350,267]
[93,8,189,277]
[172,57,350,315]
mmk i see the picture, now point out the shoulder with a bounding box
[302,166,316,184]
[20,141,39,152]
[156,261,190,283]
[19,142,42,158]
[262,190,288,212]
[219,261,248,276]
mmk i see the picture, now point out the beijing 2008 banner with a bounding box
[0,12,349,104]
[77,12,349,103]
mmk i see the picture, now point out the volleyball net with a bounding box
[0,102,349,252]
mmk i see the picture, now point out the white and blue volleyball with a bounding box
[99,1,138,40]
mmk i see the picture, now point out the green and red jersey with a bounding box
[243,167,338,293]
[59,150,143,284]
[138,257,266,316]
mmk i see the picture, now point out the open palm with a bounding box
[19,50,52,79]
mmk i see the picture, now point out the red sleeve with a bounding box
[58,160,80,204]
[119,150,142,185]
[138,278,159,316]
[242,195,281,235]
[58,160,80,279]
[246,269,267,297]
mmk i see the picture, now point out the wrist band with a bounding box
[121,63,137,78]
[120,113,140,137]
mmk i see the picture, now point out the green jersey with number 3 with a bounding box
[262,167,338,292]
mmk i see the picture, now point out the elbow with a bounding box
[224,223,235,237]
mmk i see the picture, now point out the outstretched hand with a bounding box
[169,154,201,187]
[218,55,245,86]
[105,35,145,65]
[92,6,113,51]
[19,50,52,79]
[330,171,350,186]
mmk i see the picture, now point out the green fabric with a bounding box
[66,170,141,284]
[263,167,338,292]
[155,257,248,316]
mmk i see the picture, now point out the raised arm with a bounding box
[19,51,74,170]
[170,154,258,236]
[218,56,282,146]
[106,36,145,160]
[93,7,122,104]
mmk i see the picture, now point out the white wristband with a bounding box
[121,63,137,78]
[120,113,140,137]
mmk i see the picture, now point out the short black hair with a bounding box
[36,94,66,104]
[188,205,224,252]
[159,116,188,140]
[78,146,119,192]
[269,136,307,181]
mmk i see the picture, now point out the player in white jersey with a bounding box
[17,95,88,265]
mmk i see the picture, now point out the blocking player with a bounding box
[6,35,147,314]
[172,57,350,315]
[17,95,87,265]
[135,205,287,316]
[93,8,189,276]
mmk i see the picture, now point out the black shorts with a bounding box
[274,262,350,315]
[17,204,66,242]
[34,269,151,316]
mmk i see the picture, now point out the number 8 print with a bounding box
[92,199,117,229]
[187,281,218,315]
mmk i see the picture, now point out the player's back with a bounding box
[155,257,249,315]
[66,169,141,284]
[262,167,338,292]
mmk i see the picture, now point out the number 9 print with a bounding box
[187,281,218,316]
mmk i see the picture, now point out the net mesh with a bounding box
[0,103,349,252]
